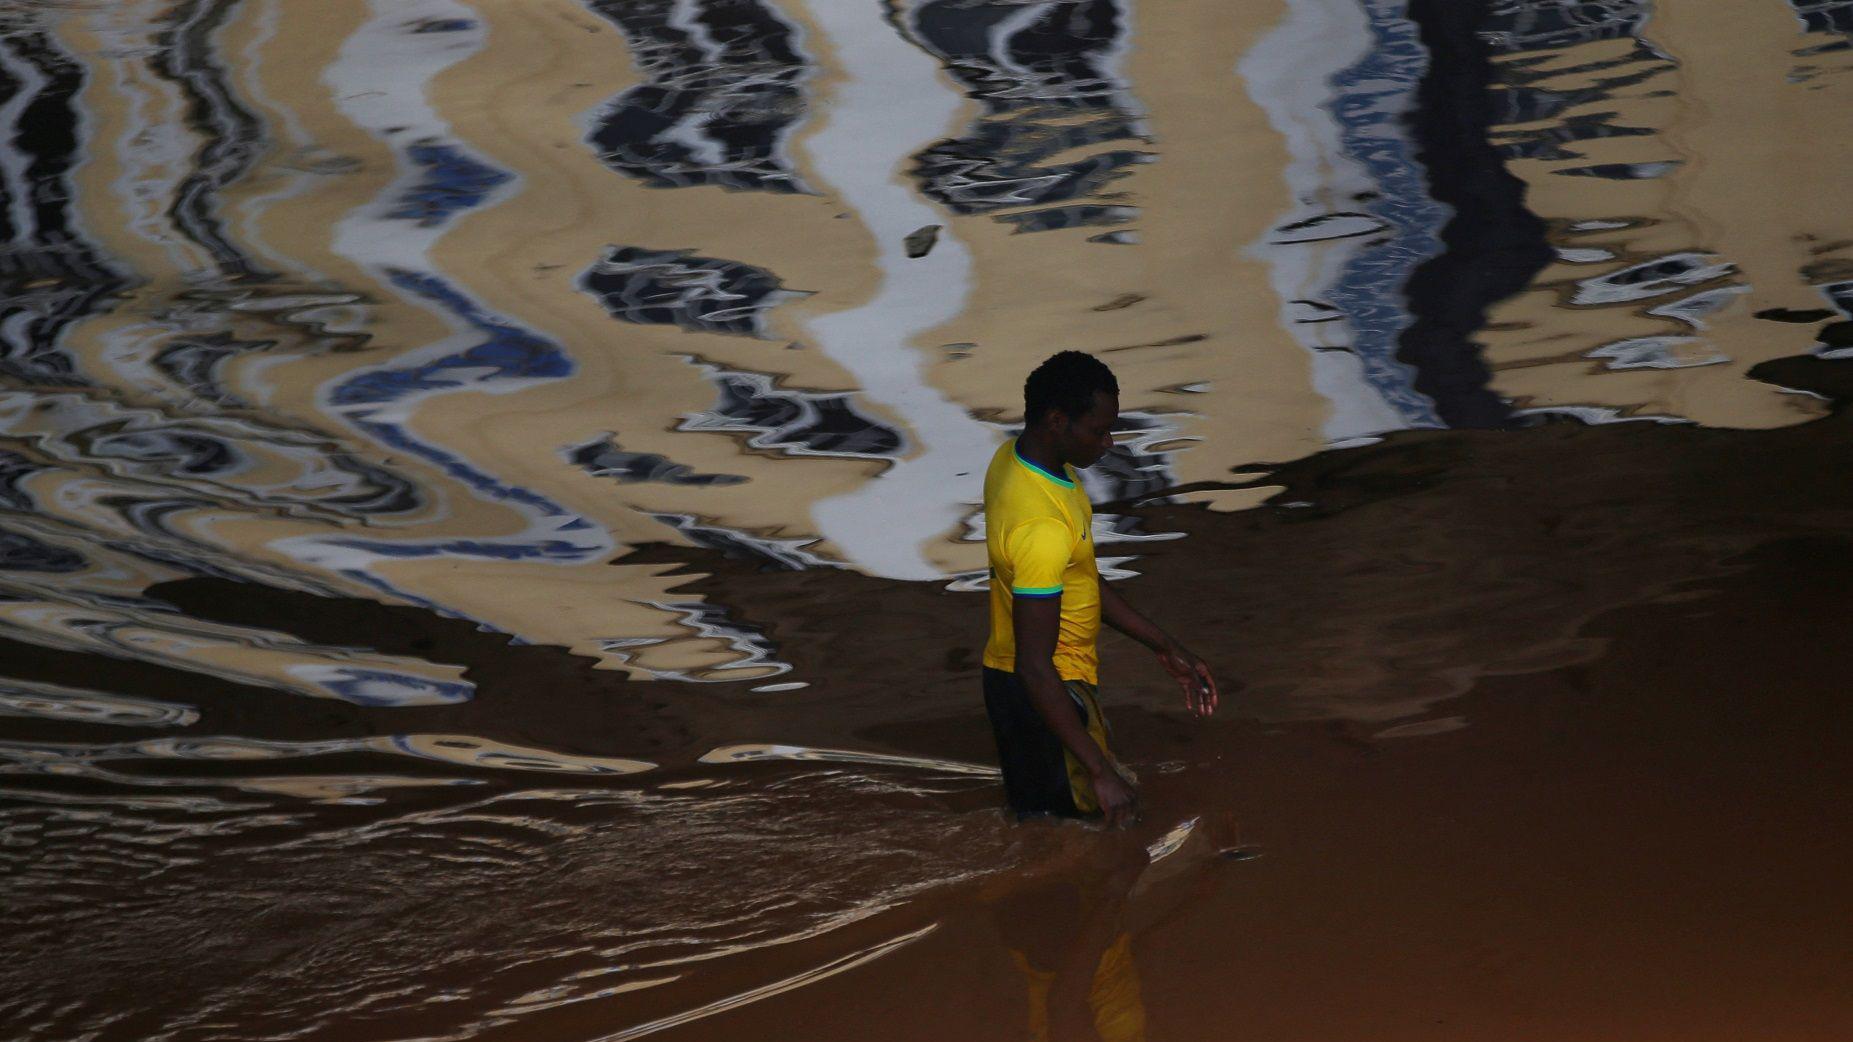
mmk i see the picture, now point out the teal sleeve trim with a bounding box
[1011,585,1063,598]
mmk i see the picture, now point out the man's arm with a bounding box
[1098,580,1220,717]
[1013,595,1137,826]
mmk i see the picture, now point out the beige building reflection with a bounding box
[1481,0,1851,426]
[18,0,1849,693]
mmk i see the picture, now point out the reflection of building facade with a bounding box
[20,0,850,685]
[1239,0,1450,441]
[3,0,1848,694]
[891,0,1150,238]
[1787,0,1853,36]
[0,17,129,384]
[583,0,815,194]
[1478,0,1848,427]
[909,0,1337,522]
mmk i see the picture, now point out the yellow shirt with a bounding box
[982,438,1101,683]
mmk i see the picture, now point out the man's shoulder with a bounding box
[980,439,1014,493]
[982,442,1036,502]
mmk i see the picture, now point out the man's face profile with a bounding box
[1056,391,1119,468]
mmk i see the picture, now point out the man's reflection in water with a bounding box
[989,812,1242,1041]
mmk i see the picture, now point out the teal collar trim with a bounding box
[1013,441,1075,488]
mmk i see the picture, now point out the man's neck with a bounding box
[1016,429,1066,476]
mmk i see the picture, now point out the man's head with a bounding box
[1024,350,1119,468]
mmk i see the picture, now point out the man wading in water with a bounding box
[982,351,1219,826]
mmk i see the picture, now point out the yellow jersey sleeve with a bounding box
[1004,517,1073,597]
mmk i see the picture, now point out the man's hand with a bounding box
[1157,642,1219,718]
[1091,765,1138,828]
[1098,580,1223,719]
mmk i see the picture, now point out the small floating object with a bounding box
[903,224,941,258]
[1145,816,1199,862]
[1218,846,1263,862]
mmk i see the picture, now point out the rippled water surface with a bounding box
[3,1,1851,1039]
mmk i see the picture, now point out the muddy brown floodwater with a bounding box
[2,1,1851,1040]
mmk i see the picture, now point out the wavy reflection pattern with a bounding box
[579,245,805,338]
[0,3,620,732]
[1775,3,1853,350]
[150,0,272,281]
[0,20,127,384]
[307,1,611,592]
[893,0,1151,240]
[1239,0,1424,442]
[0,6,438,707]
[1790,0,1853,37]
[2,3,1851,1038]
[1319,0,1450,429]
[678,361,906,462]
[1467,0,1827,426]
[1791,0,1853,32]
[583,0,815,194]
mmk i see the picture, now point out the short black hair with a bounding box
[1024,350,1117,425]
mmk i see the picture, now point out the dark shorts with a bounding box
[982,667,1111,818]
